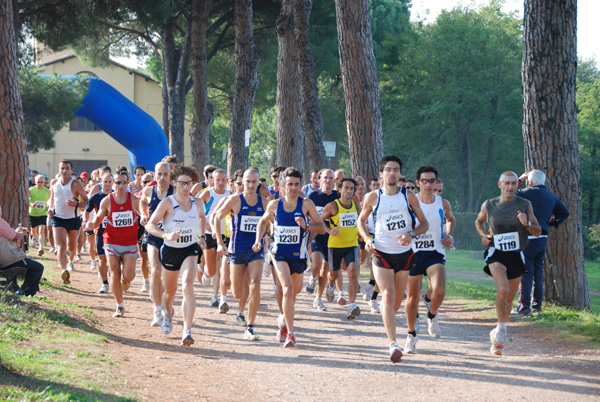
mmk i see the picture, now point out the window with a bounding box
[69,117,101,131]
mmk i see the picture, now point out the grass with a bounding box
[0,258,134,402]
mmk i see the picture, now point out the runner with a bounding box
[404,166,456,354]
[320,177,362,319]
[48,160,89,284]
[29,174,51,256]
[129,165,150,292]
[253,167,325,347]
[213,168,268,340]
[85,171,142,317]
[139,162,173,326]
[146,164,207,346]
[84,173,113,294]
[475,171,541,355]
[358,155,429,363]
[302,169,320,198]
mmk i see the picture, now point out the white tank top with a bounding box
[204,187,231,234]
[412,194,445,255]
[373,188,413,254]
[163,195,199,248]
[53,177,79,219]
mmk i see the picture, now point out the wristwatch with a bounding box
[408,230,416,238]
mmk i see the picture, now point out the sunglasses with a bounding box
[143,181,151,184]
[406,186,416,190]
[176,180,194,186]
[420,178,437,184]
[236,182,243,186]
[114,181,129,185]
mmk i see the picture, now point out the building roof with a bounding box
[39,54,157,83]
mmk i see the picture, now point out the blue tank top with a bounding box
[271,198,309,259]
[149,185,174,217]
[308,189,340,243]
[229,194,265,254]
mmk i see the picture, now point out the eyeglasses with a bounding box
[420,178,437,184]
[271,175,278,178]
[143,181,151,184]
[235,182,243,186]
[114,181,128,185]
[176,180,193,186]
[406,186,416,190]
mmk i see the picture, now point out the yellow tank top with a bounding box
[328,199,358,248]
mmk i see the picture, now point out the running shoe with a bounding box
[162,313,173,334]
[140,279,149,293]
[210,295,219,307]
[490,328,506,355]
[510,307,532,317]
[325,283,335,302]
[61,270,70,285]
[283,333,296,348]
[151,310,163,327]
[181,330,194,346]
[236,313,247,327]
[202,273,212,287]
[49,246,56,254]
[67,261,75,271]
[337,293,347,306]
[346,303,361,320]
[428,314,441,338]
[89,261,98,270]
[219,301,229,314]
[389,341,403,363]
[276,314,288,342]
[423,294,431,311]
[82,244,88,253]
[369,299,380,313]
[313,298,327,311]
[305,276,317,294]
[112,307,124,318]
[122,280,130,292]
[262,260,271,277]
[75,253,82,261]
[37,248,44,256]
[415,314,420,335]
[404,334,418,354]
[363,283,374,302]
[244,327,259,341]
[98,283,109,294]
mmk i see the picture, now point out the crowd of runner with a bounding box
[10,154,568,363]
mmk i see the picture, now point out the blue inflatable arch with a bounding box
[62,76,169,171]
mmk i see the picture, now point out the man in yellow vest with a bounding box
[320,178,362,319]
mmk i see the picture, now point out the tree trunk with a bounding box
[0,0,29,226]
[276,0,303,170]
[334,0,383,180]
[522,0,590,309]
[227,0,260,175]
[293,0,328,172]
[161,17,191,162]
[190,0,213,169]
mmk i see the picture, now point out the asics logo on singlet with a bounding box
[497,233,517,242]
[294,212,302,216]
[416,233,433,240]
[280,227,298,234]
[242,206,248,210]
[386,213,404,222]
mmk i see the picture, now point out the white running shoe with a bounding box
[75,253,82,261]
[162,313,173,334]
[325,284,335,302]
[306,276,318,294]
[181,329,194,346]
[428,314,441,338]
[67,261,75,271]
[219,301,229,314]
[369,299,380,313]
[89,261,98,270]
[140,279,149,293]
[313,298,327,311]
[244,326,259,341]
[82,244,88,253]
[423,294,431,311]
[49,246,56,254]
[263,260,271,277]
[210,295,219,307]
[98,283,109,294]
[202,273,212,287]
[404,334,418,354]
[346,303,361,320]
[490,328,506,355]
[389,341,403,363]
[151,310,163,327]
[363,283,374,302]
[337,293,347,306]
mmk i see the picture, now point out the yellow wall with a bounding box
[29,53,192,178]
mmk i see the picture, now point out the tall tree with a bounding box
[522,0,590,309]
[334,0,383,180]
[275,0,303,170]
[227,0,260,174]
[293,0,327,171]
[0,0,28,226]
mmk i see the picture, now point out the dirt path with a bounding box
[37,256,600,401]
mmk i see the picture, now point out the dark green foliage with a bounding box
[451,212,482,251]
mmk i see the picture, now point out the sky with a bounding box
[410,0,599,64]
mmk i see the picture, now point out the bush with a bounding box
[584,224,600,261]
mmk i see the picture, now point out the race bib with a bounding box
[381,212,407,232]
[240,215,260,233]
[493,232,520,251]
[112,211,134,228]
[339,212,357,228]
[34,201,46,209]
[276,226,301,244]
[414,233,435,250]
[176,227,194,244]
[316,206,324,215]
[101,217,109,229]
